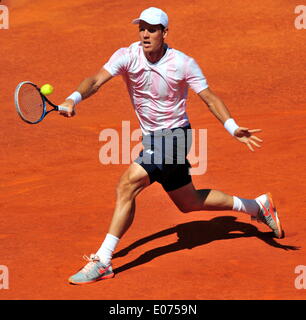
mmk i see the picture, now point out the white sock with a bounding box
[96,233,120,265]
[232,196,259,217]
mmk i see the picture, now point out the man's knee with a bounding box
[116,165,149,200]
[116,175,134,199]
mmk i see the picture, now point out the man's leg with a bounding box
[167,182,283,238]
[68,162,150,284]
[95,162,150,264]
[167,182,258,216]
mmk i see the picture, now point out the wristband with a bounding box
[224,118,239,136]
[65,91,82,105]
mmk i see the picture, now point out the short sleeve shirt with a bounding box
[103,41,208,135]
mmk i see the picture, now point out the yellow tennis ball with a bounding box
[40,84,54,96]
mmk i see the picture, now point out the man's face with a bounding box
[138,20,167,54]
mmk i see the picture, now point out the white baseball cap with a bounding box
[132,7,168,28]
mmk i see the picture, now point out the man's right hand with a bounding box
[58,99,76,118]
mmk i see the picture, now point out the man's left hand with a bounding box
[234,127,263,152]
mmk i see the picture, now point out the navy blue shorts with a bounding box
[134,125,192,192]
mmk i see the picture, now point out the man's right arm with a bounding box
[59,68,113,117]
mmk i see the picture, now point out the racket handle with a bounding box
[57,105,70,112]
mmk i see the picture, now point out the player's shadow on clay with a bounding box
[113,216,299,275]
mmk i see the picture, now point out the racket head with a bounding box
[14,81,46,124]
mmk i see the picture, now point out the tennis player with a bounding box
[59,7,284,285]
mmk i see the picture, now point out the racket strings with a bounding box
[17,84,44,123]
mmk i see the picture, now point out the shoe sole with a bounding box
[68,272,114,285]
[267,192,284,239]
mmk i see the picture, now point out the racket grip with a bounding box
[57,105,70,112]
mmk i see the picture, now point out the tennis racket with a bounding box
[14,81,70,124]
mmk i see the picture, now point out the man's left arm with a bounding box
[198,87,263,152]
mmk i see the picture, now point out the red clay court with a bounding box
[0,0,305,299]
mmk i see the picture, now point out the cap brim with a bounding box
[132,18,140,24]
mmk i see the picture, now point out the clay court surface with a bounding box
[1,0,305,300]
